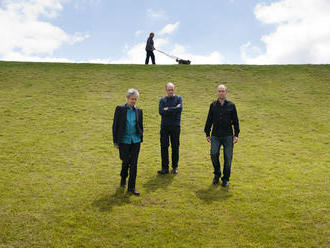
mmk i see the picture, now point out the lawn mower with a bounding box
[156,49,191,65]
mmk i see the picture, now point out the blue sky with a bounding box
[1,0,330,64]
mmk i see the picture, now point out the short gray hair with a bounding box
[217,84,227,91]
[165,82,175,89]
[126,88,139,98]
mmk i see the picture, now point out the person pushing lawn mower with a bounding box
[145,32,191,65]
[145,32,156,64]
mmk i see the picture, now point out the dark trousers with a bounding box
[145,50,155,64]
[160,126,180,171]
[210,136,233,182]
[119,143,141,190]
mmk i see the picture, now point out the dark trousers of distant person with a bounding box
[145,50,155,64]
[210,135,233,182]
[160,126,180,172]
[119,143,141,190]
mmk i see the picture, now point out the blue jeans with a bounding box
[210,135,233,182]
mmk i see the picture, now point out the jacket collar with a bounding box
[217,99,228,105]
[125,103,136,110]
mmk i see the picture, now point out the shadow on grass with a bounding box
[143,173,175,192]
[196,184,233,204]
[92,187,132,212]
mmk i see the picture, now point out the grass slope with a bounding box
[0,62,329,248]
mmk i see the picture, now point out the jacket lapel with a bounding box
[123,106,127,119]
[135,107,139,123]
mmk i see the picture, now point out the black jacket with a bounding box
[145,37,154,51]
[112,105,143,144]
[204,99,240,137]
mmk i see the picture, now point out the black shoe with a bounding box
[171,168,178,174]
[158,169,169,175]
[221,180,229,187]
[212,176,220,185]
[128,189,140,196]
[120,178,126,188]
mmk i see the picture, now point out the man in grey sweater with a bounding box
[145,32,155,64]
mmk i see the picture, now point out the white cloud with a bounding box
[1,51,113,64]
[111,42,146,64]
[242,0,330,64]
[240,42,263,63]
[135,30,143,36]
[159,22,180,35]
[1,51,73,63]
[146,9,167,19]
[168,44,224,64]
[0,0,89,62]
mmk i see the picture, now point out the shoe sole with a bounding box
[158,172,169,175]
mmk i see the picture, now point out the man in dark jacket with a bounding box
[112,89,143,195]
[145,32,155,64]
[158,82,183,174]
[204,85,240,187]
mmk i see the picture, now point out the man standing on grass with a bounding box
[158,82,183,175]
[145,32,156,64]
[204,85,240,187]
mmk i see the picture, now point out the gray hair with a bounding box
[165,82,175,89]
[217,84,227,91]
[126,88,139,98]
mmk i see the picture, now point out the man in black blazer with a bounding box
[112,89,143,196]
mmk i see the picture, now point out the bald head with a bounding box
[165,82,175,97]
[217,84,227,91]
[217,84,227,101]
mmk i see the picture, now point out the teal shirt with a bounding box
[121,104,141,144]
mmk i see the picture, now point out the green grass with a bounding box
[0,61,329,248]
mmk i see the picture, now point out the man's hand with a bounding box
[176,104,181,107]
[206,136,211,143]
[164,107,168,111]
[233,136,238,144]
[114,144,119,149]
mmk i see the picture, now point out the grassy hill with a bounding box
[0,61,329,248]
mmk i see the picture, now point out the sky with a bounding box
[1,0,330,64]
